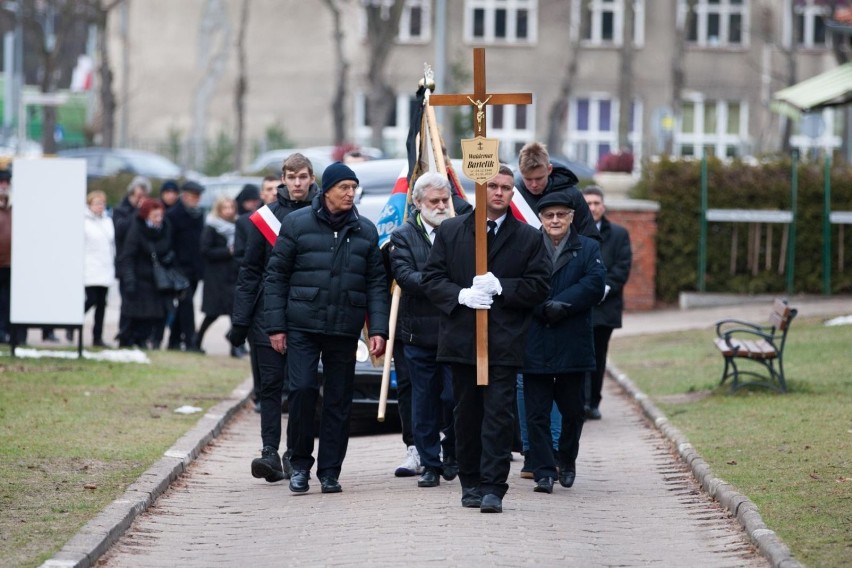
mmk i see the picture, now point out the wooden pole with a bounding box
[377,284,401,421]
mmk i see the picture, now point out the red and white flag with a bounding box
[509,191,541,230]
[249,205,281,246]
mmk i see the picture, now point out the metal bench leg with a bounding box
[719,356,732,386]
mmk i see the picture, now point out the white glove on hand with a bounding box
[458,288,493,309]
[472,272,502,295]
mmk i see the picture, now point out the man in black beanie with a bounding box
[263,161,389,495]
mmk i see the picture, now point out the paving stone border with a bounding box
[40,378,254,568]
[607,362,803,568]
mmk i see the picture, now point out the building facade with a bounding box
[107,0,843,171]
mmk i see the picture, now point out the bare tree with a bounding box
[545,0,583,154]
[364,0,405,151]
[617,0,635,151]
[233,0,250,171]
[323,0,350,144]
[668,0,697,155]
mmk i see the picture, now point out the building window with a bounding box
[354,92,413,156]
[790,0,829,48]
[465,0,538,44]
[360,0,432,44]
[487,103,536,161]
[565,95,641,169]
[577,0,645,47]
[682,0,748,48]
[675,98,748,158]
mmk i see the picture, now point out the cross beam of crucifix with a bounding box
[429,48,532,386]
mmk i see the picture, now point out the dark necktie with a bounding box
[487,220,497,246]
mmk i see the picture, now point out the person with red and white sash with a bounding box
[229,153,319,484]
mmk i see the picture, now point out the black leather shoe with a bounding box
[559,469,576,488]
[461,487,482,508]
[281,449,293,480]
[534,477,554,494]
[250,446,285,483]
[418,468,440,487]
[289,470,310,493]
[441,456,458,481]
[586,407,602,420]
[320,476,342,493]
[480,493,502,513]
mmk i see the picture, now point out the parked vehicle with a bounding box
[197,175,263,212]
[244,145,383,178]
[57,147,197,181]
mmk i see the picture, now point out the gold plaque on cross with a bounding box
[460,137,500,184]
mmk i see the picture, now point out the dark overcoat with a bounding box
[522,230,607,374]
[262,194,389,340]
[200,225,236,317]
[166,200,204,282]
[421,211,551,367]
[117,216,174,319]
[231,185,317,346]
[591,216,632,329]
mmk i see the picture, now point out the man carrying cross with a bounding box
[421,164,550,513]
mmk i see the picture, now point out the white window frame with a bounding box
[353,92,411,157]
[575,0,646,48]
[789,109,842,157]
[464,0,538,45]
[680,0,749,48]
[783,0,830,49]
[674,97,749,158]
[358,0,432,44]
[486,102,537,162]
[564,94,642,170]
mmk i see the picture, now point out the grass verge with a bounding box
[610,315,852,568]
[0,350,249,567]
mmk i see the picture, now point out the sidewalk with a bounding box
[44,295,851,567]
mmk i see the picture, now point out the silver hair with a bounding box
[412,171,451,202]
[127,175,152,194]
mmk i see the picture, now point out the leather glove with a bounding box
[458,288,493,309]
[542,300,572,324]
[472,272,502,295]
[227,325,249,347]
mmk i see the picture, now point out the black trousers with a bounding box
[523,372,586,480]
[394,339,414,448]
[451,363,517,499]
[168,280,197,348]
[590,326,615,409]
[248,335,261,402]
[84,286,108,343]
[287,331,356,479]
[255,341,291,451]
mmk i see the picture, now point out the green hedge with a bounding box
[633,157,852,303]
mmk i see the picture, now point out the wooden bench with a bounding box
[713,298,798,393]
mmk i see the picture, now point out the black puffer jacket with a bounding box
[166,200,204,282]
[263,194,389,339]
[117,216,174,319]
[515,162,601,241]
[231,185,317,346]
[389,214,440,348]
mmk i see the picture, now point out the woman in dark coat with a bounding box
[194,196,237,353]
[117,198,175,348]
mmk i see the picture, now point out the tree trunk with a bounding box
[545,0,583,155]
[323,0,349,145]
[617,0,635,151]
[669,0,696,155]
[365,1,405,152]
[234,0,250,171]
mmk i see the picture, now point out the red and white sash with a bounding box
[249,205,281,246]
[509,189,542,230]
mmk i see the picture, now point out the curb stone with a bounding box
[607,362,802,568]
[39,377,254,568]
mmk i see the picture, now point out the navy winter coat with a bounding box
[591,216,632,329]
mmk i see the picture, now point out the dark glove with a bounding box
[542,300,572,324]
[227,325,248,347]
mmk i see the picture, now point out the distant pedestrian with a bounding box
[159,179,180,210]
[114,176,152,346]
[83,190,115,347]
[166,181,205,351]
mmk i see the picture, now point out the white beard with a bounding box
[420,207,449,227]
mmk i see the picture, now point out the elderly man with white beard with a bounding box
[389,172,459,488]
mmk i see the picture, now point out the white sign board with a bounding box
[11,158,86,325]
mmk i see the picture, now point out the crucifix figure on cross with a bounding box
[429,48,532,386]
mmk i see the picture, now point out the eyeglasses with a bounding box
[334,183,358,192]
[540,211,573,220]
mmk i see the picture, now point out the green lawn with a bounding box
[0,351,249,568]
[610,316,852,568]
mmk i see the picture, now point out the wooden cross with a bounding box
[430,48,532,385]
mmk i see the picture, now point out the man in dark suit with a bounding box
[583,185,632,420]
[166,180,205,351]
[422,164,551,513]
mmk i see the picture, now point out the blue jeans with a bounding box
[404,344,454,470]
[516,374,561,452]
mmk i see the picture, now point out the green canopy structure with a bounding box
[772,62,852,118]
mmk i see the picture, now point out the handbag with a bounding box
[148,243,190,293]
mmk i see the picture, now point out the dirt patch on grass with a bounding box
[655,390,713,404]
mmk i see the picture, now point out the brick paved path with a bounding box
[98,379,766,567]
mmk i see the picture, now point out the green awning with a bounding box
[772,62,852,118]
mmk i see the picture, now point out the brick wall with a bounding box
[606,200,659,311]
